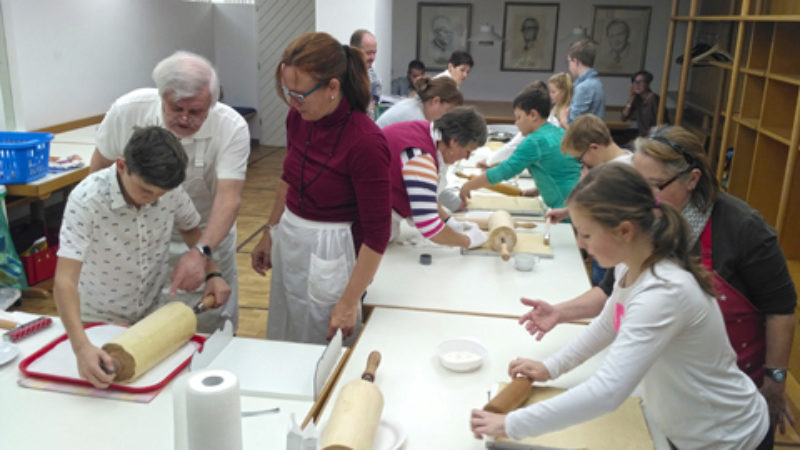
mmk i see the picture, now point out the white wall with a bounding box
[315,0,392,97]
[1,0,215,130]
[214,3,259,139]
[391,0,673,106]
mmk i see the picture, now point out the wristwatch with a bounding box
[194,243,212,259]
[764,367,787,382]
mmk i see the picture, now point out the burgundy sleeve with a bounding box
[350,130,392,254]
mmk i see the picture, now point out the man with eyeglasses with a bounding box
[89,51,250,333]
[622,70,662,137]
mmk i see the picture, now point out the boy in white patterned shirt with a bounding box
[54,126,229,388]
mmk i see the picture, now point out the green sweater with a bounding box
[486,122,581,209]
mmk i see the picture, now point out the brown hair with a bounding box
[413,76,463,105]
[568,163,713,295]
[562,114,612,154]
[548,72,573,118]
[275,32,370,112]
[567,39,597,67]
[634,125,720,212]
[522,80,548,95]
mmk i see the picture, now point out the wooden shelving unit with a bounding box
[659,0,800,439]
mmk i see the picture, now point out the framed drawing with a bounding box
[501,3,559,72]
[591,6,651,75]
[416,3,472,71]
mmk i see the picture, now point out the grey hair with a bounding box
[152,51,220,107]
[433,106,487,147]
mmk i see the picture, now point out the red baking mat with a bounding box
[18,322,205,393]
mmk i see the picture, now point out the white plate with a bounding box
[319,418,406,450]
[0,341,20,366]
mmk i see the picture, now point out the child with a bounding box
[547,72,572,129]
[470,163,770,449]
[55,126,229,389]
[459,89,581,210]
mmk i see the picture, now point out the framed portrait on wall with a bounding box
[591,6,651,76]
[501,3,559,72]
[416,3,472,71]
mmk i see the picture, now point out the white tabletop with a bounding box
[51,124,98,145]
[366,222,590,317]
[0,313,314,450]
[318,308,665,450]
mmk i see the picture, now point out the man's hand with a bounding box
[470,409,508,439]
[327,300,358,340]
[508,358,551,382]
[761,378,796,433]
[203,276,231,308]
[518,297,559,340]
[170,250,206,295]
[75,343,116,389]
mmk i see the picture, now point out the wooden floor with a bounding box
[13,144,286,339]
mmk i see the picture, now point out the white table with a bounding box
[0,313,316,450]
[366,222,590,318]
[51,124,98,145]
[318,308,666,450]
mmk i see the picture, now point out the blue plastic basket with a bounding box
[0,131,54,184]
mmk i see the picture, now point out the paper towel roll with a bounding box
[174,369,242,450]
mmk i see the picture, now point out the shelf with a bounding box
[770,23,800,78]
[740,67,766,77]
[770,72,800,86]
[673,15,800,22]
[727,125,756,199]
[761,80,798,142]
[760,126,793,145]
[746,22,773,71]
[748,134,788,226]
[705,60,733,70]
[732,115,759,130]
[739,75,765,119]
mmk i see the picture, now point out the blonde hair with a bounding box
[634,125,720,212]
[548,72,572,119]
[562,114,611,154]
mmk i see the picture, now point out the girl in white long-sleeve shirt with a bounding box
[470,163,769,449]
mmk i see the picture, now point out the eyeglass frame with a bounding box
[281,82,324,103]
[649,135,696,191]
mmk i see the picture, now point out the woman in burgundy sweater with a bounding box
[251,32,392,346]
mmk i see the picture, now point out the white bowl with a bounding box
[436,337,488,372]
[514,254,539,272]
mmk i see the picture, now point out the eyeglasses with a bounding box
[572,151,586,166]
[652,170,689,191]
[282,83,323,103]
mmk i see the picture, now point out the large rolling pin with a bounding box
[488,210,517,261]
[455,172,522,196]
[484,377,534,413]
[102,302,197,383]
[454,215,537,231]
[321,351,384,450]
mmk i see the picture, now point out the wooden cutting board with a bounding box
[465,232,553,258]
[467,194,544,215]
[492,385,653,449]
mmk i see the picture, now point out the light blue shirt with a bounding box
[569,68,605,122]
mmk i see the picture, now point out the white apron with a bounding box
[161,144,239,333]
[267,209,361,346]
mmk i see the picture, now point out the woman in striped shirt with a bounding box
[384,106,489,248]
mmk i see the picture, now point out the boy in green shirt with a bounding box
[459,89,581,209]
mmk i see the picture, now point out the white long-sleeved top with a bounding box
[505,260,769,449]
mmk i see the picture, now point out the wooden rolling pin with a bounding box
[454,215,537,231]
[488,210,517,261]
[455,172,522,196]
[321,351,384,450]
[484,377,534,413]
[102,302,197,383]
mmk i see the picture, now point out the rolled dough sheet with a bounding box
[464,232,553,258]
[467,194,543,215]
[492,386,653,449]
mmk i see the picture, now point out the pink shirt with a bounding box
[282,98,392,254]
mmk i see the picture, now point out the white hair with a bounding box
[152,51,220,107]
